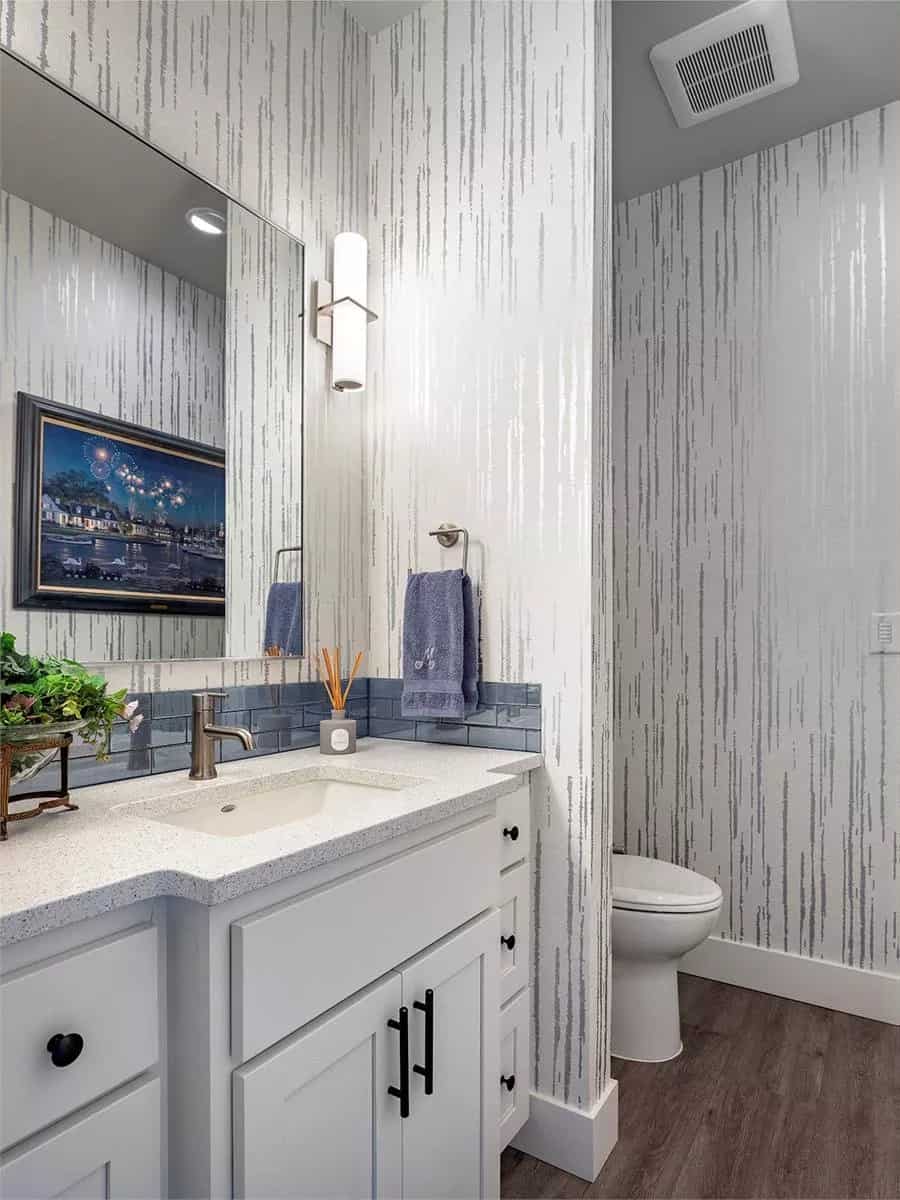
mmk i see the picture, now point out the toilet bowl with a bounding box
[611,854,722,1062]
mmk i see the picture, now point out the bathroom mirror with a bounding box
[0,51,304,662]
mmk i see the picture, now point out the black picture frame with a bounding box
[15,392,226,618]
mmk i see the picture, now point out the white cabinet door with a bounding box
[401,911,500,1200]
[233,972,403,1200]
[0,1077,160,1200]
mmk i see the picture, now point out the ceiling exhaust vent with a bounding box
[650,0,799,128]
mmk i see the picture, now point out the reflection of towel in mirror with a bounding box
[264,582,302,656]
[401,569,479,719]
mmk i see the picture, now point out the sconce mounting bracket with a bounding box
[314,280,378,346]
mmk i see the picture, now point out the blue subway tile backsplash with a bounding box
[467,726,528,752]
[9,677,539,797]
[366,679,540,752]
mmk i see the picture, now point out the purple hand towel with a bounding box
[401,569,479,720]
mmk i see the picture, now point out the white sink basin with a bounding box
[114,767,426,838]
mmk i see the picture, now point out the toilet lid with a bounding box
[612,855,722,914]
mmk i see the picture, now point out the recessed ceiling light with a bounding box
[186,206,226,236]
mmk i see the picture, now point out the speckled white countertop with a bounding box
[0,740,540,945]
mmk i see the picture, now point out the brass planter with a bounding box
[0,721,84,841]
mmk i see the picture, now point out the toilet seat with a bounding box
[612,854,722,914]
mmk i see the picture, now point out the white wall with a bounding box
[613,103,899,974]
[0,188,226,660]
[1,0,371,685]
[367,0,613,1108]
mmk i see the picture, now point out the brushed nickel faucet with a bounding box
[189,692,255,780]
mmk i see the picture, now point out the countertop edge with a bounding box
[0,750,540,946]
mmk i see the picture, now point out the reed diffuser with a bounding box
[317,647,364,756]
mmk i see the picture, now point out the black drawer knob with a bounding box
[501,934,516,951]
[502,825,520,841]
[46,1033,84,1068]
[501,1074,516,1091]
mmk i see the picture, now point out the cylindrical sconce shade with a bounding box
[332,232,368,391]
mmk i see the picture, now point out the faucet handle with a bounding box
[192,690,229,712]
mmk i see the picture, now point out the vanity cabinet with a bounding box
[1,923,159,1150]
[0,1078,161,1200]
[2,763,536,1200]
[233,912,498,1200]
[495,783,532,1149]
[0,908,163,1199]
[233,973,403,1199]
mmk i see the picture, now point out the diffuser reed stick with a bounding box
[318,647,364,713]
[341,651,364,710]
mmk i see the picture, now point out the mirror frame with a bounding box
[1,46,308,681]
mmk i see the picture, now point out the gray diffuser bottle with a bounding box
[320,708,357,755]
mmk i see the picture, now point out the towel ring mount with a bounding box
[273,545,302,585]
[428,523,469,575]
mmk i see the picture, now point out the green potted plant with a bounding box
[0,633,143,783]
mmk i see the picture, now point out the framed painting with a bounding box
[15,392,226,617]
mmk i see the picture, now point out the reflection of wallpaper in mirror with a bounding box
[225,202,303,659]
[0,189,227,659]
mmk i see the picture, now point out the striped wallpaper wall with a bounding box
[0,188,227,660]
[1,0,371,686]
[367,1,612,1107]
[225,204,304,658]
[3,0,618,1118]
[613,104,899,975]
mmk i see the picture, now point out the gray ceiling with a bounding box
[344,1,428,34]
[613,0,900,200]
[5,4,896,253]
[347,2,900,201]
[1,52,227,296]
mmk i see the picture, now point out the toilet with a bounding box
[611,854,722,1062]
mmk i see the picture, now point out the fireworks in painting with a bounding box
[33,415,226,607]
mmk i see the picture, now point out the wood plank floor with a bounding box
[501,975,900,1199]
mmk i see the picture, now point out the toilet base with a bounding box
[611,956,684,1062]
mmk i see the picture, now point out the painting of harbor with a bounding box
[30,413,225,613]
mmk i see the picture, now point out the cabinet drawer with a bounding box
[0,1075,161,1199]
[499,989,531,1150]
[497,784,530,872]
[499,861,530,1005]
[1,924,159,1151]
[231,817,495,1062]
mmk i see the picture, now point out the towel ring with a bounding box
[428,524,469,575]
[273,545,302,585]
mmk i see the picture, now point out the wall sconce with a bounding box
[315,232,378,392]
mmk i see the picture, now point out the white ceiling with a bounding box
[1,52,227,295]
[613,0,900,200]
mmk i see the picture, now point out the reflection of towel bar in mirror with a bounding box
[273,545,302,585]
[428,524,469,575]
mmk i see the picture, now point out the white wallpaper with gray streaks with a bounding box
[225,203,304,658]
[613,104,899,975]
[0,188,227,660]
[367,0,612,1106]
[1,0,370,685]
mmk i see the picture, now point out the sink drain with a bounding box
[221,804,236,813]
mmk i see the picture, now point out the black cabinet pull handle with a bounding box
[46,1033,84,1068]
[501,933,516,951]
[387,1006,410,1118]
[413,987,434,1095]
[502,825,520,841]
[501,1074,516,1091]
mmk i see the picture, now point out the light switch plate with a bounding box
[871,612,900,654]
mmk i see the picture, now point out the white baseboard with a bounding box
[510,1078,618,1183]
[680,936,900,1025]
